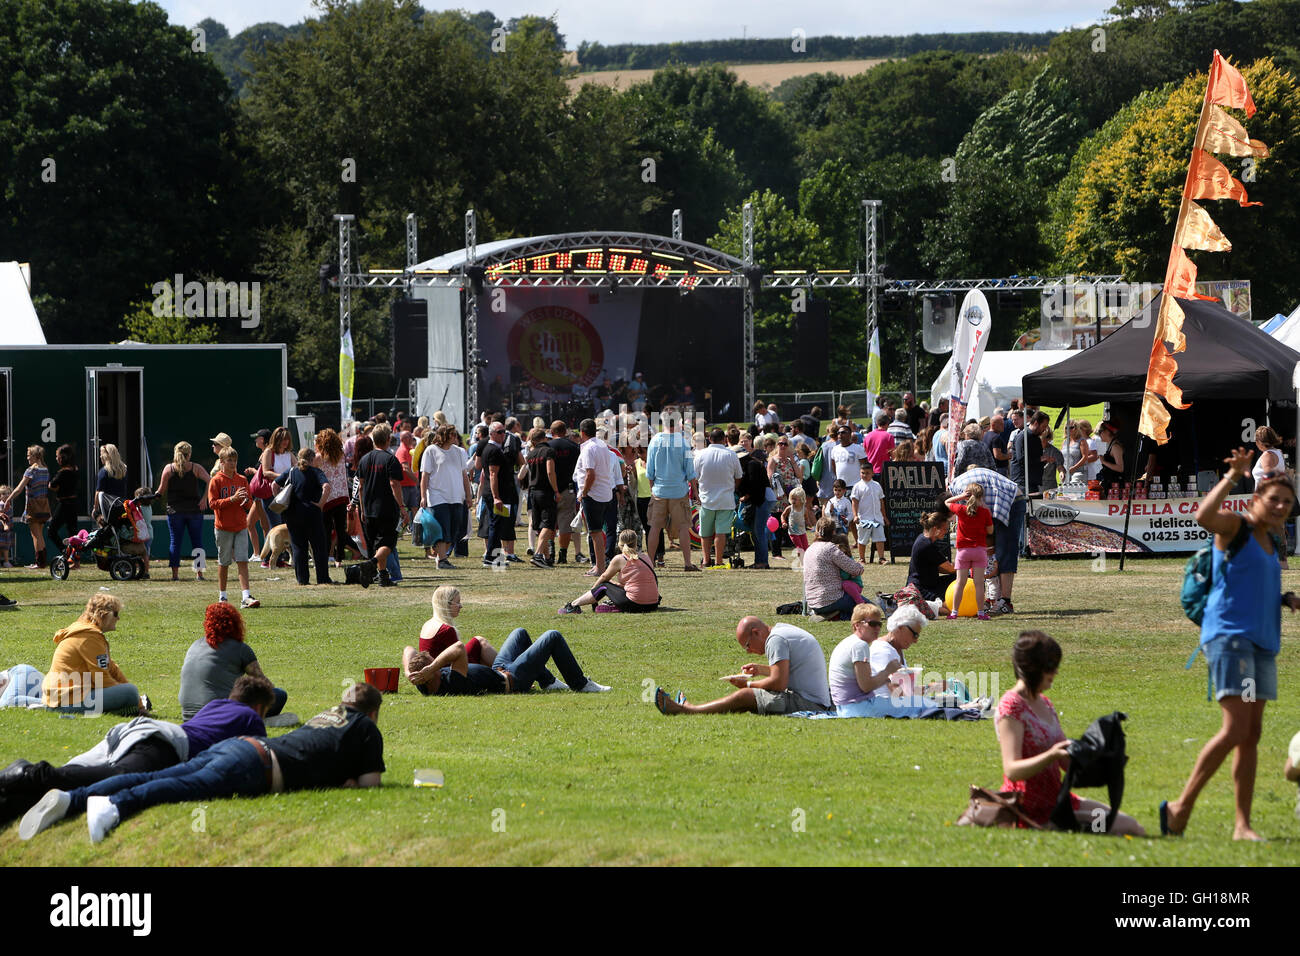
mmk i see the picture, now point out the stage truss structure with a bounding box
[334,205,1124,425]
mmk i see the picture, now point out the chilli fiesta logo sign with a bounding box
[506,305,605,391]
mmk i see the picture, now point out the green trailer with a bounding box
[0,344,288,565]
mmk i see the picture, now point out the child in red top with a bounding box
[208,447,259,609]
[944,484,993,620]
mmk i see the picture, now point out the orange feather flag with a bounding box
[1207,50,1256,118]
[1188,150,1261,207]
[1139,297,1191,443]
[1204,105,1269,158]
[1175,202,1232,253]
[1166,245,1199,300]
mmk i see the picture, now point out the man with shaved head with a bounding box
[654,616,831,716]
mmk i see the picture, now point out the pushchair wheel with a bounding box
[109,557,135,581]
[50,556,70,580]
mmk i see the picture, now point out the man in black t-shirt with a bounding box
[22,684,386,844]
[548,421,584,564]
[483,422,520,567]
[522,428,559,568]
[355,423,407,586]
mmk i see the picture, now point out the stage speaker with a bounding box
[921,294,956,354]
[392,297,428,379]
[794,299,830,379]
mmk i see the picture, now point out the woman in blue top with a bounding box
[1162,447,1299,840]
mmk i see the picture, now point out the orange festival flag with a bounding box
[1203,104,1269,158]
[1208,50,1256,117]
[1175,202,1232,253]
[1139,297,1191,443]
[1166,244,1199,300]
[1188,149,1261,207]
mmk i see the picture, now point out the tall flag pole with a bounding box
[1139,51,1267,445]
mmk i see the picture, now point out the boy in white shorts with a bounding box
[208,447,259,609]
[850,462,888,564]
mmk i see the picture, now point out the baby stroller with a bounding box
[724,504,757,569]
[50,491,152,581]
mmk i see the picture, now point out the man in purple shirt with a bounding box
[0,675,274,824]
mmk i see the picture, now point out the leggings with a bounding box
[322,502,357,561]
[49,499,78,546]
[592,581,659,613]
[167,512,204,568]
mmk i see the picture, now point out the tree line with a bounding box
[2,0,1299,403]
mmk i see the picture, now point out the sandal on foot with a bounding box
[1159,800,1183,837]
[654,687,673,715]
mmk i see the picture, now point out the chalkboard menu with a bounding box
[883,461,947,558]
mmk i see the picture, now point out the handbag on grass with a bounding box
[955,785,1043,829]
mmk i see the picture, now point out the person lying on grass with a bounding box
[21,681,386,845]
[0,675,274,826]
[655,616,831,716]
[559,529,661,614]
[418,586,498,668]
[403,627,610,695]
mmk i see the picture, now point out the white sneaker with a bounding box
[240,596,260,609]
[578,679,611,693]
[20,789,71,840]
[87,795,120,844]
[545,681,570,692]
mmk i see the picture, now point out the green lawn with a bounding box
[1,539,1298,866]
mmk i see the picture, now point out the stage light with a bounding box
[465,265,486,296]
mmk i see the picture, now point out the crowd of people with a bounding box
[2,393,1297,846]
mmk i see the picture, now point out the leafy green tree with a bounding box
[1058,59,1300,314]
[0,0,249,343]
[770,72,844,134]
[120,293,217,344]
[800,52,1035,174]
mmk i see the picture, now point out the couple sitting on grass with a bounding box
[401,585,611,695]
[654,606,988,718]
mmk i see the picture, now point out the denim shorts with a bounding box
[1203,634,1277,702]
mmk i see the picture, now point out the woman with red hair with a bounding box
[178,603,290,723]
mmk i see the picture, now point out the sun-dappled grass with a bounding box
[2,539,1298,866]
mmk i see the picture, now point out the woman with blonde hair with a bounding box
[95,443,129,501]
[155,441,210,581]
[42,594,148,715]
[4,445,51,568]
[256,426,293,568]
[560,529,661,614]
[406,586,497,676]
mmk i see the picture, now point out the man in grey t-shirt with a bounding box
[654,616,831,716]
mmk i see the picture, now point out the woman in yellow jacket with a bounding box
[41,595,147,715]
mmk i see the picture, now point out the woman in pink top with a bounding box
[559,530,661,614]
[996,630,1144,833]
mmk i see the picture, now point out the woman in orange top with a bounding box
[42,594,148,715]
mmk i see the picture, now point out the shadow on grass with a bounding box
[1016,609,1109,618]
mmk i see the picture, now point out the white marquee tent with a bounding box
[929,349,1077,421]
[0,262,45,345]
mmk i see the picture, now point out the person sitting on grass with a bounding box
[996,630,1144,834]
[906,511,956,614]
[655,616,831,716]
[42,594,149,716]
[827,603,899,710]
[404,627,611,695]
[418,586,497,667]
[21,681,388,844]
[0,675,274,825]
[178,602,291,724]
[801,517,865,622]
[560,529,661,614]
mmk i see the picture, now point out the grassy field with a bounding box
[566,58,887,93]
[1,535,1298,866]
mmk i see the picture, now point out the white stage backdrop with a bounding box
[413,287,465,431]
[478,288,642,398]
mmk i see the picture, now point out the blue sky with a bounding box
[153,0,1109,45]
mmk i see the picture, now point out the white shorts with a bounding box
[856,520,886,545]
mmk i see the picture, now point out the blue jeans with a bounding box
[811,591,856,620]
[995,497,1027,574]
[167,512,204,569]
[493,628,585,691]
[56,682,140,716]
[386,548,402,582]
[0,664,45,708]
[68,737,267,820]
[751,499,771,564]
[433,503,465,554]
[270,687,287,717]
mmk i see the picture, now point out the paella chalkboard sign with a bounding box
[883,461,947,558]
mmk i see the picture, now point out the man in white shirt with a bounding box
[829,426,868,485]
[575,418,616,574]
[654,616,831,715]
[692,428,742,567]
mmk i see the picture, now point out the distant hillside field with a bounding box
[566,58,888,92]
